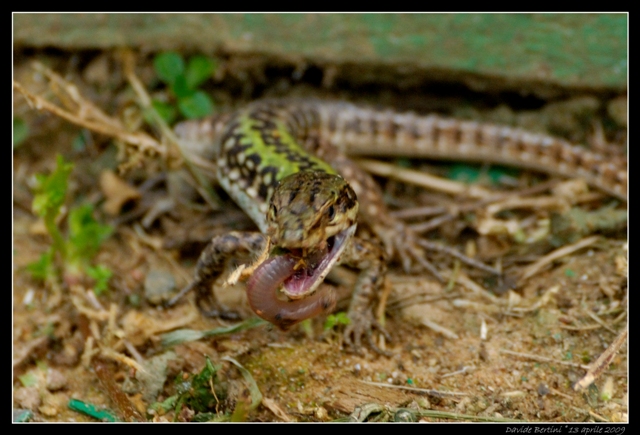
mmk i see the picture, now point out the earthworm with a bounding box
[247,255,336,330]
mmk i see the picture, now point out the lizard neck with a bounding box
[216,102,336,231]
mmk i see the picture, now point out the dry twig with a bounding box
[13,79,164,156]
[355,158,492,199]
[574,326,627,391]
[519,235,600,283]
[499,349,590,370]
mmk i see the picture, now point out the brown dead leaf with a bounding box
[100,170,141,216]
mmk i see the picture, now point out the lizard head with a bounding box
[266,171,358,251]
[257,171,358,302]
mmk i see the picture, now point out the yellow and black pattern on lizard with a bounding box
[216,103,337,232]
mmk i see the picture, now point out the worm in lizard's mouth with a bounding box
[246,224,356,328]
[279,223,356,299]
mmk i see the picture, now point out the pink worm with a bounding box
[247,256,336,330]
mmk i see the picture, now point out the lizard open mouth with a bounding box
[281,223,357,299]
[246,224,356,329]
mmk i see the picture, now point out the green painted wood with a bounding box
[13,13,627,90]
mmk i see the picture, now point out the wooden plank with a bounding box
[13,13,627,91]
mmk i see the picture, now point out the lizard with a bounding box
[168,99,627,354]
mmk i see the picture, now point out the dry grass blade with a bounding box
[261,397,295,422]
[355,158,492,198]
[221,356,262,412]
[510,285,560,313]
[580,306,618,334]
[32,62,122,128]
[13,79,164,156]
[389,205,448,219]
[407,213,456,234]
[519,235,600,283]
[486,196,570,215]
[93,358,144,422]
[574,326,627,391]
[500,349,590,370]
[359,380,468,398]
[412,409,524,422]
[416,317,459,339]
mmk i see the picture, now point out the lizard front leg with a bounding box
[339,236,392,356]
[168,231,267,319]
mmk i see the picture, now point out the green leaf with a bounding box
[448,164,481,184]
[222,356,262,414]
[448,163,519,185]
[149,395,178,414]
[150,100,178,124]
[26,249,55,282]
[162,317,266,347]
[18,372,39,387]
[13,117,28,148]
[324,312,351,330]
[86,264,113,295]
[175,357,224,414]
[29,155,73,269]
[32,155,73,218]
[178,91,214,119]
[153,52,185,85]
[171,75,192,99]
[67,203,113,263]
[185,56,215,90]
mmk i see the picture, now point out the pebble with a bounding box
[144,269,176,305]
[46,368,67,391]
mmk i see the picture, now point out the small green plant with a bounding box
[447,163,520,185]
[26,155,113,294]
[85,264,113,296]
[149,357,227,421]
[323,311,351,331]
[175,357,223,414]
[151,52,216,123]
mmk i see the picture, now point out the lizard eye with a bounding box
[327,205,335,221]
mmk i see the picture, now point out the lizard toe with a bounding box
[194,282,241,320]
[343,310,393,356]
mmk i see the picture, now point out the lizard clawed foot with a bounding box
[168,231,267,320]
[166,278,241,320]
[343,309,393,356]
[377,222,500,280]
[193,280,241,320]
